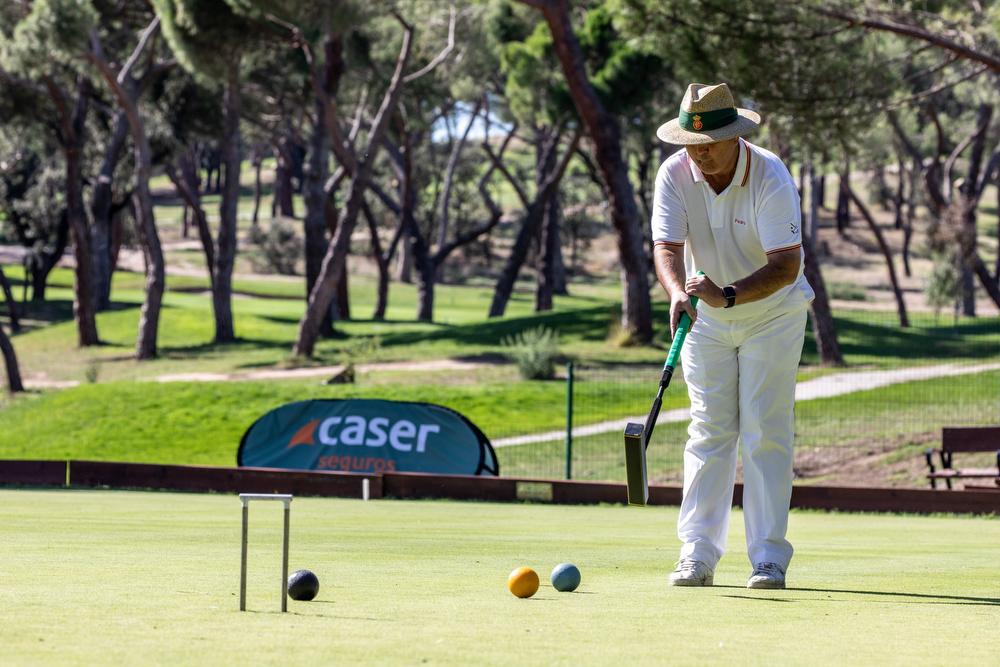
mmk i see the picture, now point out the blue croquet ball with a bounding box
[287,569,320,601]
[550,563,581,592]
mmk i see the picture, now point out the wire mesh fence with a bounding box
[493,309,1000,488]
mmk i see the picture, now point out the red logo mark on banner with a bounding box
[287,419,320,448]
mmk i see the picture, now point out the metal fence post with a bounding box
[565,361,574,480]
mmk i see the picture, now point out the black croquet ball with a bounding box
[287,569,320,601]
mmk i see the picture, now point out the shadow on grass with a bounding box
[714,585,999,606]
[4,299,139,337]
[801,313,1000,365]
[158,336,292,358]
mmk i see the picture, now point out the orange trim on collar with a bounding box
[740,143,751,187]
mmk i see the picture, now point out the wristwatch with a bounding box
[723,285,736,308]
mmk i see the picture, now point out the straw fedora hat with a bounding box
[657,83,761,145]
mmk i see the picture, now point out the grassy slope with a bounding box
[500,370,1000,480]
[1,489,997,666]
[0,370,995,482]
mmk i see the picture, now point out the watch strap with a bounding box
[723,285,736,308]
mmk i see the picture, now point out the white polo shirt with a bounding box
[650,138,814,320]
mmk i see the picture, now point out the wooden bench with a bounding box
[926,427,1000,490]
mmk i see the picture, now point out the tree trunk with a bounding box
[804,168,843,365]
[846,184,909,327]
[293,24,413,357]
[362,200,392,321]
[0,323,23,393]
[131,146,165,361]
[971,253,1000,309]
[295,172,371,355]
[335,264,350,321]
[415,251,435,323]
[535,195,558,312]
[957,104,993,316]
[551,191,568,295]
[396,235,414,283]
[90,109,129,311]
[167,153,214,291]
[25,215,68,303]
[90,38,166,360]
[836,167,851,235]
[636,149,653,227]
[534,129,559,312]
[396,128,435,323]
[490,201,546,317]
[273,138,296,219]
[436,97,483,250]
[251,150,263,229]
[214,68,241,343]
[873,163,890,211]
[0,266,21,333]
[0,266,20,333]
[808,165,821,251]
[303,95,330,331]
[958,253,975,316]
[52,76,100,346]
[892,155,905,230]
[528,0,652,342]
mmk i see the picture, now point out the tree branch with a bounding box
[402,5,456,84]
[482,125,530,209]
[814,6,1000,72]
[434,123,518,262]
[117,17,161,85]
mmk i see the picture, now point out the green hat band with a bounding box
[679,107,739,132]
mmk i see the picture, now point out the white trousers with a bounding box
[677,302,807,571]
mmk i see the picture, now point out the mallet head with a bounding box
[623,422,648,506]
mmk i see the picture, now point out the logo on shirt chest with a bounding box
[734,218,747,226]
[790,223,798,234]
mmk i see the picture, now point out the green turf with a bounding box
[0,489,996,665]
[3,263,999,386]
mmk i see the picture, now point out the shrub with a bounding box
[827,281,868,302]
[501,326,559,380]
[249,218,299,275]
[926,250,960,324]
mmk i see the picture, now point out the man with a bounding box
[650,83,814,589]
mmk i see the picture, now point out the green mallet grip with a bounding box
[664,294,699,371]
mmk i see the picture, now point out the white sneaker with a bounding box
[747,562,786,589]
[668,558,714,586]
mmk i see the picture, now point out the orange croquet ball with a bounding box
[507,566,540,598]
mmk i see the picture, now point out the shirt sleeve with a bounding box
[650,162,687,246]
[756,180,802,254]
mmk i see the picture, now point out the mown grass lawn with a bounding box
[1,489,997,666]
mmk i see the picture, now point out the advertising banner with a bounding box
[238,399,499,476]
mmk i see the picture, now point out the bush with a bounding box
[249,218,299,275]
[827,281,868,302]
[501,326,559,380]
[926,250,960,324]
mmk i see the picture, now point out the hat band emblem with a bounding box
[679,107,738,132]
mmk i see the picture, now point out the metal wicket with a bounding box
[239,493,292,612]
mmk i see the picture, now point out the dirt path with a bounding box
[152,358,495,384]
[491,361,1000,447]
